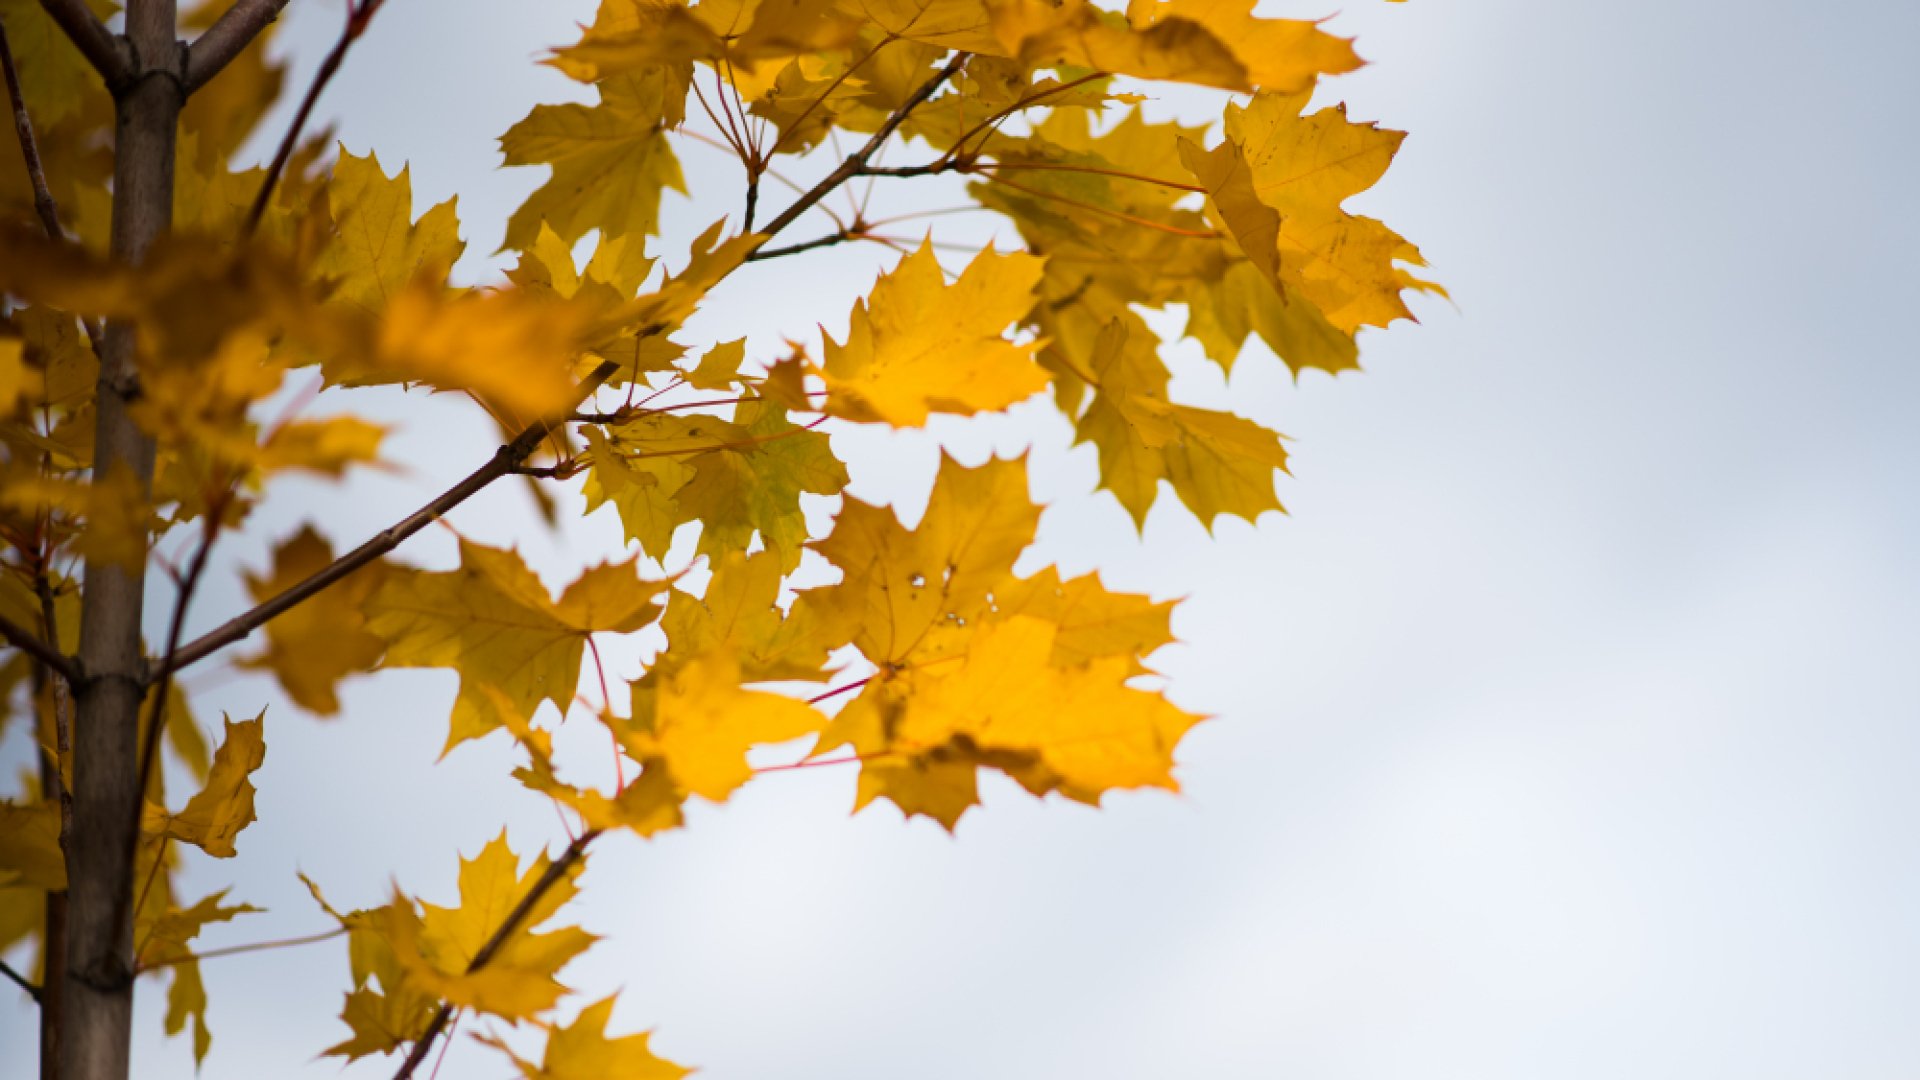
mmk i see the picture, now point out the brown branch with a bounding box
[392,829,603,1079]
[1,15,63,239]
[242,0,386,237]
[33,0,130,85]
[746,229,859,262]
[36,574,74,842]
[135,926,346,971]
[0,958,38,1001]
[169,360,622,672]
[184,0,292,92]
[130,503,221,835]
[756,52,967,242]
[0,609,79,684]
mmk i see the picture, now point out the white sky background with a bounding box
[7,0,1920,1076]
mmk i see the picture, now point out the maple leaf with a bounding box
[661,549,837,683]
[303,877,440,1062]
[155,711,267,858]
[802,452,1040,668]
[501,69,687,250]
[822,241,1048,426]
[366,542,667,751]
[384,831,596,1020]
[1074,318,1290,527]
[1182,91,1441,343]
[480,995,691,1080]
[315,147,465,314]
[240,527,390,715]
[680,400,848,571]
[549,0,857,95]
[619,649,825,803]
[135,889,262,1065]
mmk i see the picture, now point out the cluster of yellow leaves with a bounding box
[2,0,1437,1069]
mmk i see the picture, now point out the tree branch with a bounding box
[756,52,967,242]
[1,15,64,239]
[184,0,291,92]
[34,0,129,86]
[0,608,79,684]
[746,229,860,262]
[242,0,385,236]
[0,957,39,1001]
[129,504,221,831]
[392,829,603,1079]
[168,360,622,672]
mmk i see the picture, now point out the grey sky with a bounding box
[6,0,1919,1076]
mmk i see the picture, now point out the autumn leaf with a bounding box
[802,452,1040,668]
[480,995,691,1080]
[157,712,267,859]
[619,649,824,803]
[384,831,596,1020]
[822,241,1048,426]
[136,889,262,1065]
[501,69,686,250]
[366,542,666,751]
[315,147,465,314]
[240,526,389,715]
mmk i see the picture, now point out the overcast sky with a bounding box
[7,0,1920,1076]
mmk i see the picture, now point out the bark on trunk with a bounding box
[61,3,177,1078]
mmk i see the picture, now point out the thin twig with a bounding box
[32,0,129,85]
[0,18,101,350]
[169,360,623,672]
[185,0,293,92]
[0,16,64,240]
[0,958,38,1001]
[392,830,604,1079]
[0,610,78,684]
[36,574,74,844]
[747,230,858,262]
[132,504,221,824]
[136,926,347,971]
[243,0,388,237]
[756,53,967,241]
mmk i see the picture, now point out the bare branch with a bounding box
[184,0,292,92]
[0,957,39,1001]
[169,360,622,672]
[131,506,221,830]
[747,229,858,262]
[0,609,79,684]
[392,829,602,1079]
[756,52,967,241]
[135,926,346,971]
[33,0,129,85]
[0,15,65,238]
[242,0,386,236]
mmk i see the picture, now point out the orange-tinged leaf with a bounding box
[822,241,1047,426]
[366,543,666,751]
[620,649,824,802]
[662,549,836,683]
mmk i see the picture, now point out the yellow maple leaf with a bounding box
[315,147,465,314]
[240,527,389,715]
[802,452,1039,667]
[822,241,1047,426]
[385,831,596,1021]
[366,542,666,751]
[620,649,824,802]
[1183,91,1440,339]
[480,995,690,1080]
[501,70,686,250]
[158,711,267,858]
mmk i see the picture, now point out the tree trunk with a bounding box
[62,2,177,1078]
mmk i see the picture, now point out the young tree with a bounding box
[0,0,1437,1076]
